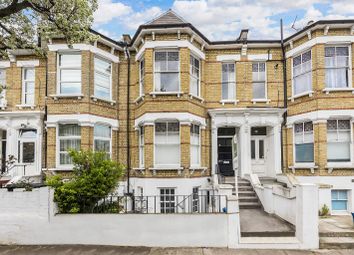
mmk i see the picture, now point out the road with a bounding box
[0,246,353,255]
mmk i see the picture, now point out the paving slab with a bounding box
[319,215,354,235]
[240,209,295,236]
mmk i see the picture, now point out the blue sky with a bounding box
[93,1,354,41]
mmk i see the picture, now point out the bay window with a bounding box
[94,57,112,100]
[325,46,350,89]
[190,124,201,167]
[22,68,35,105]
[327,119,351,162]
[138,126,144,168]
[58,124,81,165]
[190,55,200,97]
[154,51,179,92]
[0,69,6,106]
[222,63,235,100]
[94,124,111,159]
[155,121,180,168]
[252,62,266,99]
[293,50,312,96]
[294,121,314,163]
[139,58,145,97]
[58,53,81,95]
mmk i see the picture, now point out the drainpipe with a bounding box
[280,19,288,172]
[44,39,48,170]
[123,44,131,195]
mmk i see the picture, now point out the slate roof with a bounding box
[146,9,188,25]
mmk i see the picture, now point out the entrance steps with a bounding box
[237,178,261,209]
[320,227,354,249]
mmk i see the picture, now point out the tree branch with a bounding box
[0,0,32,18]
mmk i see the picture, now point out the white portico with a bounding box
[209,108,285,178]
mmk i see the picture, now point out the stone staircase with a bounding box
[223,176,261,209]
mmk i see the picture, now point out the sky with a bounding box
[93,0,354,41]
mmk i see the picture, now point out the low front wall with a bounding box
[0,187,237,248]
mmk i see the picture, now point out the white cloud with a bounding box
[93,0,354,41]
[94,0,132,24]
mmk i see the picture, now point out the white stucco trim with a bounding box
[134,112,206,128]
[0,61,11,68]
[286,36,354,58]
[135,40,205,61]
[48,44,119,63]
[216,55,241,62]
[46,114,119,130]
[16,60,40,67]
[247,54,272,61]
[287,109,354,125]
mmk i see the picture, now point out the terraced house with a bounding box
[0,10,353,215]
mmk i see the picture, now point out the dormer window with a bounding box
[154,51,179,92]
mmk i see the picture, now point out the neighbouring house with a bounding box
[0,10,353,216]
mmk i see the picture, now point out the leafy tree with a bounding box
[46,150,124,213]
[0,0,98,58]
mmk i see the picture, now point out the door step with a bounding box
[241,231,295,237]
[320,237,354,249]
[239,197,259,203]
[239,202,261,209]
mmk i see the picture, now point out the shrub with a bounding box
[46,150,124,213]
[319,204,330,217]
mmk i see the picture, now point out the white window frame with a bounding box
[22,67,35,105]
[0,68,6,106]
[292,49,312,97]
[138,125,144,168]
[293,121,314,165]
[154,120,181,169]
[57,52,82,95]
[17,129,37,164]
[57,123,81,168]
[252,62,267,100]
[93,124,112,159]
[324,45,352,90]
[331,189,349,212]
[190,54,201,97]
[139,58,145,97]
[153,50,180,93]
[190,124,201,168]
[159,187,176,213]
[94,56,112,101]
[326,119,352,163]
[221,62,236,101]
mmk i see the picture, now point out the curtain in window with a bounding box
[94,57,111,99]
[222,63,235,100]
[294,122,314,163]
[155,121,180,167]
[139,126,144,167]
[325,46,349,88]
[190,55,200,97]
[94,124,111,158]
[252,62,266,99]
[59,124,81,165]
[59,54,81,94]
[154,51,179,92]
[327,120,351,162]
[293,51,312,95]
[190,124,200,167]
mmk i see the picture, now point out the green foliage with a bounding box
[319,204,330,217]
[0,0,98,58]
[46,149,124,213]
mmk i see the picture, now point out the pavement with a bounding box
[0,246,353,255]
[319,215,354,234]
[239,209,295,236]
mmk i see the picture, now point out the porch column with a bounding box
[211,126,218,175]
[239,124,251,177]
[273,124,282,176]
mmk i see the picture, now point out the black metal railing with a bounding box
[65,194,228,214]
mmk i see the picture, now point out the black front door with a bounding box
[218,137,234,176]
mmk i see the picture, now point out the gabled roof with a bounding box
[146,9,188,25]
